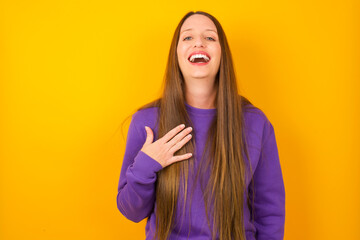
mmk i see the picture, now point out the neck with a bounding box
[184,79,217,109]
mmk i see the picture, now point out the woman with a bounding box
[116,11,285,240]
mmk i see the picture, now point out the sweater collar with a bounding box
[185,101,217,117]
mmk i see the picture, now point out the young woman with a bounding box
[116,11,285,240]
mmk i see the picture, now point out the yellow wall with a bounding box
[0,0,359,239]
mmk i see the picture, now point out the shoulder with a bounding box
[130,105,160,140]
[131,99,160,125]
[243,104,270,126]
[132,106,158,123]
[240,95,271,128]
[242,102,274,146]
[131,106,159,129]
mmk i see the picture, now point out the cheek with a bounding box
[177,47,186,67]
[176,48,182,63]
[216,47,222,64]
[214,48,221,68]
[177,44,185,55]
[211,47,221,63]
[177,47,189,63]
[216,45,221,57]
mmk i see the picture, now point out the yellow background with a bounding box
[0,0,359,239]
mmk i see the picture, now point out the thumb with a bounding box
[144,126,154,145]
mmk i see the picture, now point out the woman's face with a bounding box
[177,14,221,82]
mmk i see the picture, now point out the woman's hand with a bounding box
[140,124,193,168]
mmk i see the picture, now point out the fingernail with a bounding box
[145,126,148,131]
[180,124,185,128]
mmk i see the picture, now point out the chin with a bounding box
[190,71,210,77]
[190,73,209,78]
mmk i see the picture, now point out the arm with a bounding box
[250,119,286,239]
[116,114,163,223]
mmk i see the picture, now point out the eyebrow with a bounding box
[180,28,217,34]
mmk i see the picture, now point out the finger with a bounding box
[169,133,192,154]
[144,126,154,145]
[160,124,186,143]
[166,126,192,148]
[168,153,193,165]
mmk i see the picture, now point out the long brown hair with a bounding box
[120,11,258,240]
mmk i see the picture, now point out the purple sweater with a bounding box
[117,102,285,240]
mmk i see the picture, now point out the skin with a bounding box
[177,14,221,109]
[141,14,221,168]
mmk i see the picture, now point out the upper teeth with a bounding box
[189,54,210,62]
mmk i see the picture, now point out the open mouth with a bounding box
[188,52,211,64]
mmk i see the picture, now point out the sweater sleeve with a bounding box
[116,114,163,223]
[250,119,285,240]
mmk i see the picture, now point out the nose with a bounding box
[194,37,205,48]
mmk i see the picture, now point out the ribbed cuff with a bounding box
[131,151,163,179]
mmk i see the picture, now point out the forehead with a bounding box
[180,14,217,34]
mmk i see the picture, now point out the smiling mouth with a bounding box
[188,53,211,63]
